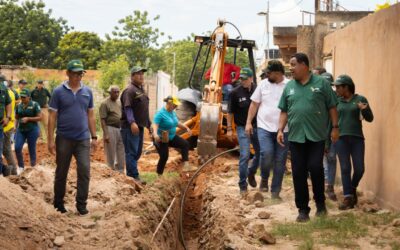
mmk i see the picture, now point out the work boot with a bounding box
[325,185,337,201]
[339,196,355,210]
[271,192,282,200]
[259,179,269,192]
[10,165,17,175]
[134,178,147,186]
[247,174,257,188]
[353,187,358,205]
[316,203,328,217]
[296,211,310,222]
[77,207,89,216]
[1,165,10,177]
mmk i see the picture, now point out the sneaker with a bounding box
[17,167,24,175]
[259,179,269,192]
[296,211,310,222]
[271,192,282,200]
[316,203,328,217]
[77,207,89,216]
[325,185,337,201]
[183,162,197,172]
[247,174,257,188]
[339,196,355,210]
[54,204,68,214]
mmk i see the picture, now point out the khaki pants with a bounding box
[39,108,48,141]
[104,126,125,173]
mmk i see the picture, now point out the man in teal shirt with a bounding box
[277,53,339,222]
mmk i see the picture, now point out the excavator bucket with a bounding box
[197,103,220,162]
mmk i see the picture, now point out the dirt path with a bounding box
[1,142,400,249]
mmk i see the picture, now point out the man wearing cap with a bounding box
[48,59,97,215]
[245,60,289,199]
[17,79,28,96]
[31,80,51,141]
[120,66,152,184]
[320,72,338,201]
[0,74,12,177]
[2,79,20,175]
[277,53,338,222]
[227,67,260,197]
[99,85,124,173]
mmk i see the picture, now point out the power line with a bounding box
[269,0,304,14]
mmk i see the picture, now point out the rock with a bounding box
[246,192,264,204]
[82,221,97,229]
[363,204,380,213]
[125,220,130,228]
[250,223,265,236]
[254,201,265,208]
[259,232,276,244]
[53,236,65,247]
[377,209,390,215]
[258,211,271,219]
[392,218,400,227]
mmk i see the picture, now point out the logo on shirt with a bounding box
[311,87,321,93]
[239,97,247,102]
[288,89,295,95]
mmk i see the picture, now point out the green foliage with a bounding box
[104,10,164,71]
[54,31,102,69]
[16,70,36,90]
[98,55,130,94]
[0,0,70,67]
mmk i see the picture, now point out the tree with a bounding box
[98,55,130,94]
[103,10,164,71]
[54,31,102,69]
[0,0,70,67]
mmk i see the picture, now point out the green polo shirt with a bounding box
[16,100,41,131]
[337,94,373,138]
[0,84,11,127]
[31,87,51,108]
[278,74,337,143]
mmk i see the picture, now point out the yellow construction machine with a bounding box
[176,20,257,163]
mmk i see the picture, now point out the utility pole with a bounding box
[172,52,176,95]
[258,0,270,60]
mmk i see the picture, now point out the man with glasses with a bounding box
[48,59,97,215]
[99,85,124,173]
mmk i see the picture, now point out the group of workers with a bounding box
[228,53,373,222]
[0,76,51,177]
[0,53,373,221]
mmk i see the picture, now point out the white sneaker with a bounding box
[183,162,197,172]
[18,167,24,175]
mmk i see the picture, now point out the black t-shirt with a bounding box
[120,83,150,128]
[229,83,257,127]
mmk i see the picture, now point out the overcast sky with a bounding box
[42,0,385,60]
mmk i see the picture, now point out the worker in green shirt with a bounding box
[31,80,51,141]
[333,74,373,210]
[277,53,339,222]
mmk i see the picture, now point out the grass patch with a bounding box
[390,241,400,250]
[91,214,102,222]
[140,171,179,185]
[272,212,367,248]
[359,212,400,227]
[299,238,314,250]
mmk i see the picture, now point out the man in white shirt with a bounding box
[245,60,289,199]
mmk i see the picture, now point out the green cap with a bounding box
[334,74,354,86]
[37,79,44,83]
[20,88,30,97]
[321,72,334,83]
[130,66,147,74]
[239,68,253,80]
[67,59,85,72]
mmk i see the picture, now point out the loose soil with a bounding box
[1,141,399,249]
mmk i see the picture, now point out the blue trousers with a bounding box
[121,127,144,179]
[15,126,40,168]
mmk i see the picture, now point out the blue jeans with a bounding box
[323,142,337,186]
[222,84,233,101]
[236,126,260,190]
[121,127,144,179]
[257,128,289,193]
[0,129,4,175]
[336,135,365,197]
[15,126,40,168]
